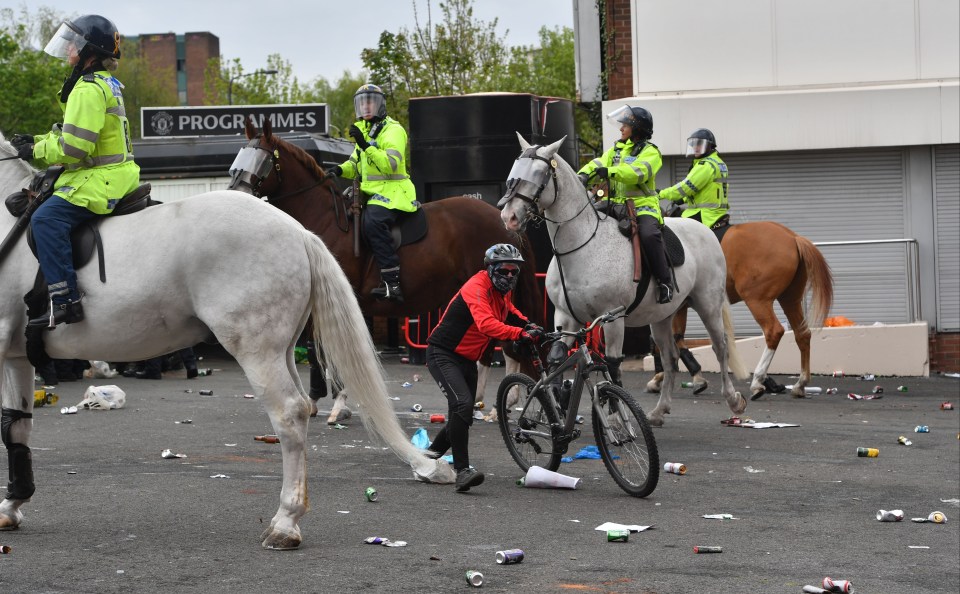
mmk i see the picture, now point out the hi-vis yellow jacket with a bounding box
[578,139,663,223]
[339,116,418,212]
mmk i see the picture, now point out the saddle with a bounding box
[357,202,428,249]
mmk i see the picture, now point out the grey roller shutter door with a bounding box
[934,145,960,331]
[670,148,909,338]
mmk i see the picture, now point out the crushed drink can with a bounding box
[254,435,279,444]
[465,570,484,587]
[876,509,904,522]
[941,402,954,410]
[856,447,879,457]
[411,403,423,412]
[199,389,213,396]
[515,477,525,486]
[825,388,838,394]
[897,385,908,392]
[897,436,912,446]
[413,374,421,382]
[0,544,11,554]
[197,368,212,376]
[803,586,829,594]
[693,546,722,554]
[915,425,929,433]
[607,529,630,542]
[681,381,693,388]
[664,462,687,475]
[833,371,844,378]
[822,577,854,593]
[495,549,524,564]
[860,374,875,381]
[928,511,947,524]
[473,401,485,410]
[364,536,390,545]
[429,414,446,423]
[364,487,378,502]
[871,386,883,394]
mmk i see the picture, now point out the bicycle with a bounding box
[496,306,660,497]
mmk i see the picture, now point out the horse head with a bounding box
[226,117,283,198]
[498,133,568,232]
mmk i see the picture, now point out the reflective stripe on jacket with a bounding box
[659,151,729,228]
[578,139,663,223]
[339,116,418,212]
[32,71,139,214]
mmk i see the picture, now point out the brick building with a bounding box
[135,32,219,106]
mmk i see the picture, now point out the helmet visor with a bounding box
[354,93,384,119]
[686,137,711,157]
[605,105,635,128]
[43,21,85,60]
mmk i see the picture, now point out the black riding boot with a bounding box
[371,266,403,302]
[27,297,84,329]
[637,216,673,304]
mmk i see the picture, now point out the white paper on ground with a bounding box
[594,522,653,533]
[742,422,800,429]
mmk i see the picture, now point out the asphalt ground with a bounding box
[1,351,958,594]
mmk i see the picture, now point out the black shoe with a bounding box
[27,299,84,329]
[371,281,404,302]
[656,282,673,304]
[455,466,485,492]
[135,371,162,380]
[121,368,138,378]
[186,366,199,379]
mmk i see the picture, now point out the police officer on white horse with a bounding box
[11,15,139,329]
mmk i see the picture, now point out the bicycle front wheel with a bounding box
[496,373,563,472]
[592,384,659,497]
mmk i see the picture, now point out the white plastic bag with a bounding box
[83,360,118,379]
[77,385,126,410]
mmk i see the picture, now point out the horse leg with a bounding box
[326,381,351,425]
[701,303,747,415]
[780,296,812,398]
[647,318,676,426]
[1,356,36,531]
[306,339,326,418]
[235,350,311,550]
[743,298,787,399]
[483,353,517,422]
[601,319,625,387]
[475,361,490,417]
[672,305,708,394]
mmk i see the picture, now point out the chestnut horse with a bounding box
[647,221,833,399]
[229,119,543,418]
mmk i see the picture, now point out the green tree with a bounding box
[203,54,311,107]
[114,38,178,140]
[300,70,368,138]
[0,6,66,134]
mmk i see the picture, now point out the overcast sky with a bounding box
[2,0,575,83]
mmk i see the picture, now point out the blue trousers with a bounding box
[362,202,401,271]
[30,196,99,304]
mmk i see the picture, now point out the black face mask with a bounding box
[488,264,519,294]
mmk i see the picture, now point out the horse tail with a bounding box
[299,229,436,476]
[795,236,834,330]
[722,301,750,381]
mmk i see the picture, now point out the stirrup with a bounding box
[27,297,85,330]
[656,282,673,304]
[371,282,404,302]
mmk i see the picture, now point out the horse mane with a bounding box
[273,135,330,182]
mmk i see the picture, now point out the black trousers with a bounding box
[425,344,477,471]
[363,203,401,271]
[637,215,671,285]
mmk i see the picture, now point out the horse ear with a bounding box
[516,132,531,151]
[542,135,566,158]
[244,116,257,140]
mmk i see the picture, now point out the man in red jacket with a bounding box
[425,244,543,492]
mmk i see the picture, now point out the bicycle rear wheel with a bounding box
[496,373,563,472]
[592,384,659,497]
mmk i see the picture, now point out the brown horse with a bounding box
[230,118,543,417]
[647,221,833,399]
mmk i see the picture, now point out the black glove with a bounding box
[577,172,590,188]
[523,323,544,342]
[11,134,33,150]
[326,165,342,178]
[16,143,34,161]
[348,125,369,150]
[595,167,608,180]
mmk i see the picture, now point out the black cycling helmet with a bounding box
[483,243,524,267]
[607,105,654,141]
[686,128,717,157]
[44,15,121,61]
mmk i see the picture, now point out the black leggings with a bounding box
[637,214,671,284]
[425,344,477,471]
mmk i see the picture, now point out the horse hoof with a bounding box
[647,412,665,427]
[733,392,747,414]
[750,387,766,401]
[261,528,302,550]
[327,408,352,425]
[644,380,661,394]
[692,381,708,395]
[309,400,319,418]
[791,389,807,399]
[0,509,23,531]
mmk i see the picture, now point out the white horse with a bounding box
[0,134,452,549]
[499,135,748,426]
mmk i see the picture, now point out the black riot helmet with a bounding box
[44,15,122,62]
[607,105,654,142]
[686,128,717,158]
[354,84,387,120]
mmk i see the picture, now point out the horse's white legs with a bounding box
[701,305,746,416]
[326,390,351,425]
[234,350,311,550]
[647,318,676,426]
[750,347,777,396]
[475,361,491,409]
[0,356,36,531]
[645,372,663,393]
[483,355,518,422]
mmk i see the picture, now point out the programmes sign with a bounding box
[141,104,328,138]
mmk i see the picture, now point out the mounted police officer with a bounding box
[12,15,139,328]
[576,105,673,304]
[325,84,418,302]
[659,128,729,229]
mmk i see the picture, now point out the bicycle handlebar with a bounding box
[543,305,626,342]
